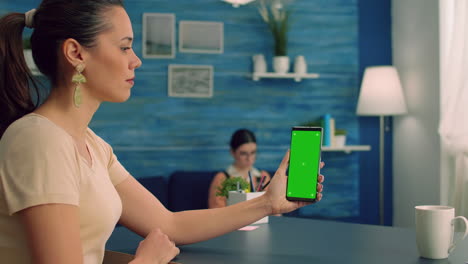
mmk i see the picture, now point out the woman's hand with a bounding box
[263,150,324,215]
[131,228,179,264]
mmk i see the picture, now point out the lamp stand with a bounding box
[379,115,385,225]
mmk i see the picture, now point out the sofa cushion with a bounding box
[136,176,169,207]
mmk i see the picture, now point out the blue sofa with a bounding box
[135,171,217,212]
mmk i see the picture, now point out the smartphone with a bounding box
[286,126,323,202]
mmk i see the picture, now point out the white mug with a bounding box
[415,205,468,259]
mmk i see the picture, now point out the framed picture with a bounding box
[168,65,214,98]
[179,21,224,54]
[142,13,175,58]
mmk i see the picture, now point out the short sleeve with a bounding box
[107,152,130,186]
[86,129,129,186]
[0,121,81,215]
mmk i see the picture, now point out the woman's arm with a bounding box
[208,172,227,208]
[17,204,83,264]
[18,203,178,264]
[117,176,271,245]
[116,150,323,246]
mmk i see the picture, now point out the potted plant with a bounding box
[216,176,250,198]
[218,176,269,224]
[257,0,292,73]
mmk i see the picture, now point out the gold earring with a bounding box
[72,63,86,108]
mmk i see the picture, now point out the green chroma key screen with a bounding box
[287,127,322,200]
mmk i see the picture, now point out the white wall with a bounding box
[392,0,441,228]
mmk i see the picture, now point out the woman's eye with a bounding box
[121,47,131,51]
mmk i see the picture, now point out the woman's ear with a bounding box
[62,38,85,67]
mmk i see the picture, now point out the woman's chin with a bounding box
[111,92,132,103]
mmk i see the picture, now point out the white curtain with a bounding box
[439,0,468,216]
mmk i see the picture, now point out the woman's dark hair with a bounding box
[0,0,124,137]
[230,129,257,151]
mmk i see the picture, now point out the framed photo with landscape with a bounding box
[168,64,214,98]
[142,13,175,59]
[179,21,224,54]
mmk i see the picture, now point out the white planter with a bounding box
[227,191,268,224]
[273,56,290,74]
[294,55,307,74]
[333,135,347,147]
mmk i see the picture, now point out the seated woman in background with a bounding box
[208,129,272,208]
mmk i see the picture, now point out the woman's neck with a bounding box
[34,86,99,142]
[232,164,252,178]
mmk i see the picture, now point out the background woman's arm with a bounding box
[208,172,227,208]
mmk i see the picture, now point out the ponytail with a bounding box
[0,13,40,137]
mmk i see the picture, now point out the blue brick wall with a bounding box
[1,0,364,220]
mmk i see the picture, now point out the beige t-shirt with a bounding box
[0,113,130,263]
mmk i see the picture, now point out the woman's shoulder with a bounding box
[0,114,76,162]
[1,113,73,146]
[211,171,228,184]
[214,171,228,179]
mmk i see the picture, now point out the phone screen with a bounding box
[286,126,322,202]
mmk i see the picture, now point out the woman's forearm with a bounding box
[169,195,271,245]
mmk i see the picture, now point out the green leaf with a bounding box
[216,177,250,198]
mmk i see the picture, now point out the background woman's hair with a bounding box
[230,129,257,151]
[0,0,124,137]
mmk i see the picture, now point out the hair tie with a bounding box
[24,9,36,29]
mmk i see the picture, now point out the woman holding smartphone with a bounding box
[0,1,324,263]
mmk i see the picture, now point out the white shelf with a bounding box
[322,145,371,154]
[252,72,320,82]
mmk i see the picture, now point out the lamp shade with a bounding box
[356,66,408,116]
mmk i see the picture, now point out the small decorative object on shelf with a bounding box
[294,55,307,74]
[333,129,347,147]
[252,54,267,73]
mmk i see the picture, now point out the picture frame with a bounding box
[179,21,224,54]
[142,13,175,59]
[168,65,214,98]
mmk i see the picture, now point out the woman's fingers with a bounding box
[320,161,325,169]
[316,192,323,201]
[318,174,324,183]
[317,183,323,192]
[277,150,290,175]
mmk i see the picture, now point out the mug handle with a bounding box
[448,216,468,253]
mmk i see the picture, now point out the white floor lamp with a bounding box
[356,66,407,225]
